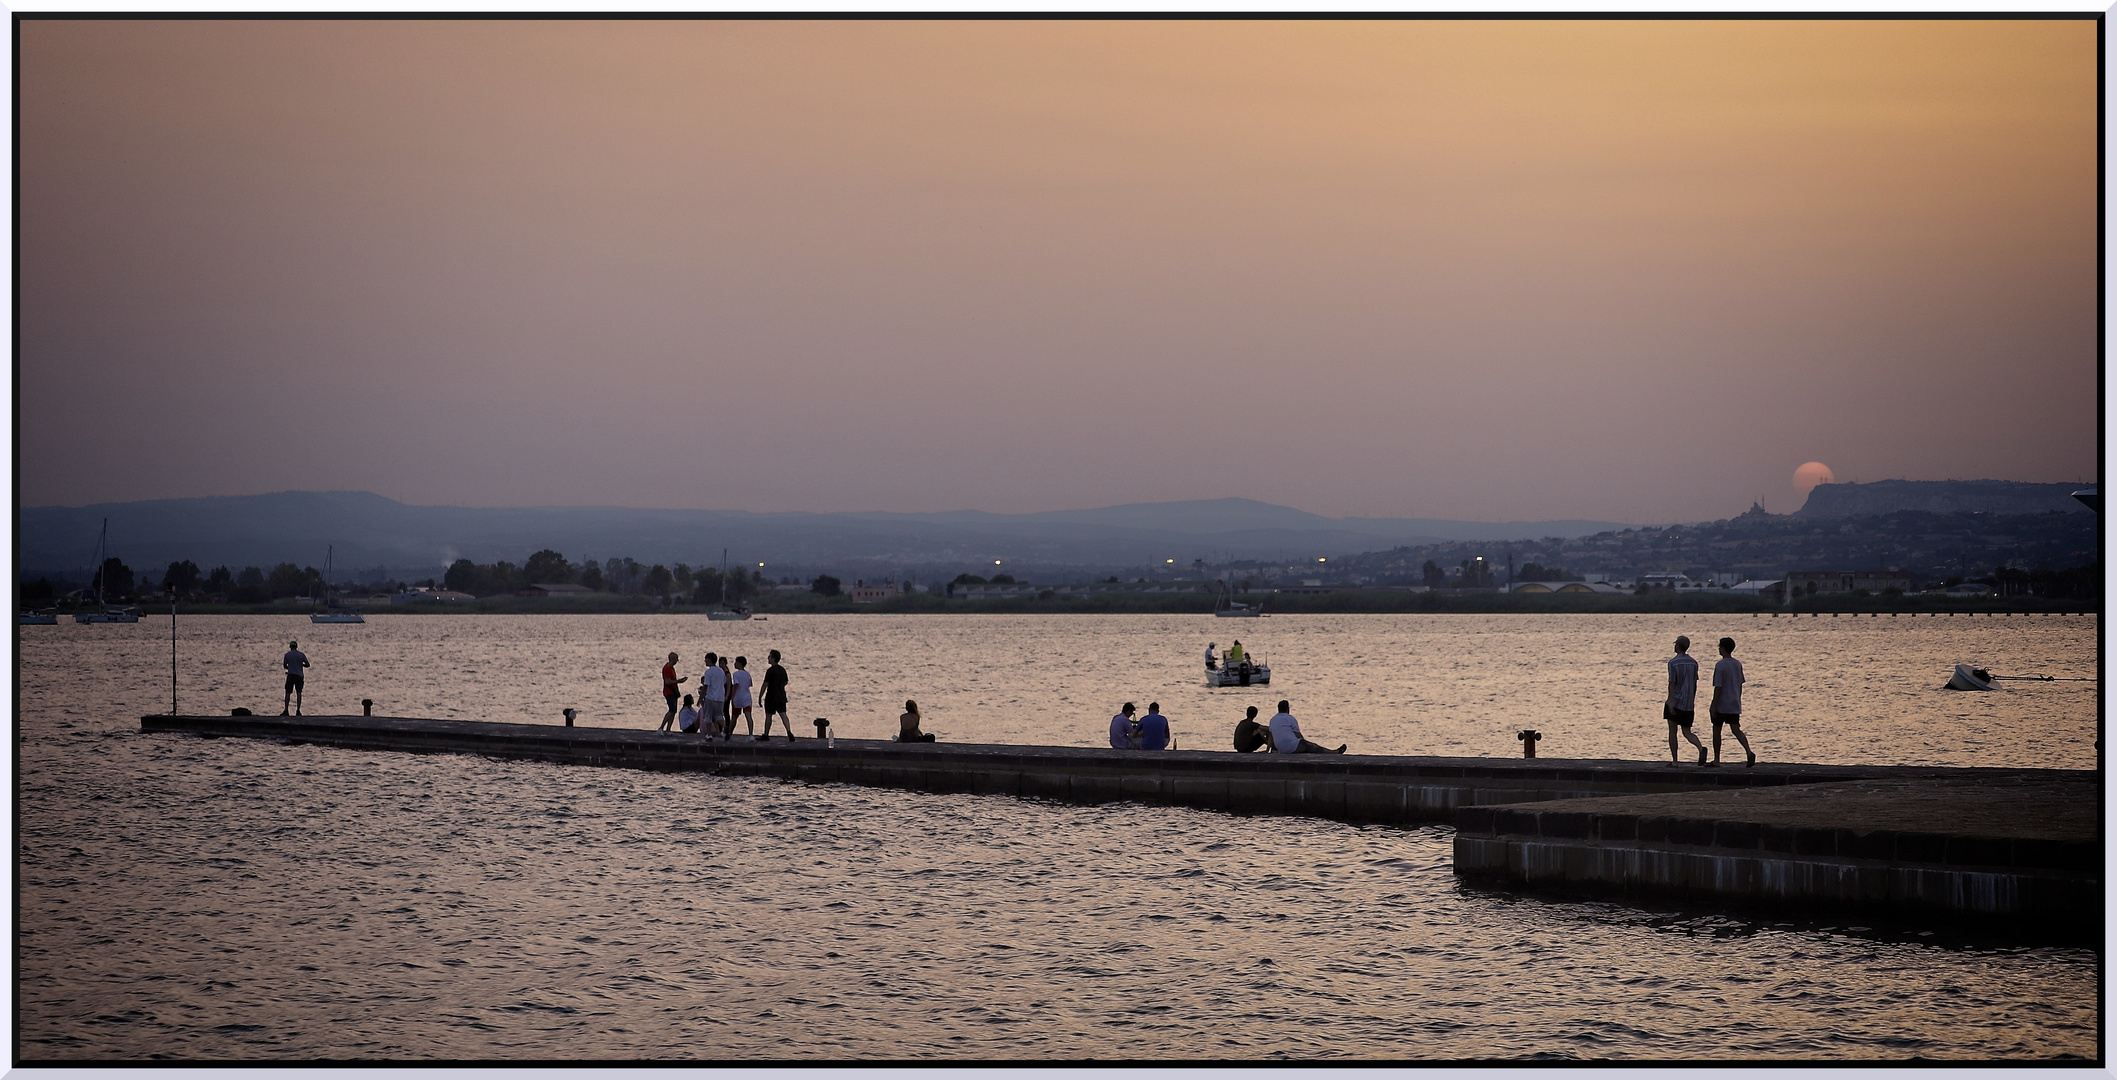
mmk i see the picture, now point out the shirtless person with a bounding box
[1664,636,1707,766]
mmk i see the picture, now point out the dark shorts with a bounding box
[285,673,304,693]
[763,694,788,714]
[1711,711,1741,729]
[1666,707,1693,728]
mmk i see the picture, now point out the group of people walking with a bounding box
[1664,635,1755,767]
[660,649,794,741]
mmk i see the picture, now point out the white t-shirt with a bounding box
[283,649,308,675]
[1268,711,1302,754]
[702,666,727,701]
[731,668,754,705]
[1666,653,1698,711]
[678,705,699,731]
[1712,656,1745,715]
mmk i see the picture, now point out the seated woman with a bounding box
[898,699,937,743]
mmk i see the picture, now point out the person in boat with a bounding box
[1709,637,1756,768]
[660,652,688,731]
[677,694,701,735]
[898,700,936,743]
[1226,641,1246,667]
[1267,700,1345,754]
[1138,703,1171,751]
[280,640,309,716]
[700,652,727,738]
[1108,702,1141,749]
[1233,705,1271,753]
[1205,643,1218,671]
[1664,636,1707,767]
[758,650,793,741]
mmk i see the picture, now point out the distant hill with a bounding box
[1798,480,2091,517]
[16,492,1635,580]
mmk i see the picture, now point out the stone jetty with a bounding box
[140,713,2098,928]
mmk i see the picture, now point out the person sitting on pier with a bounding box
[1138,703,1171,751]
[1268,700,1346,754]
[677,694,700,735]
[1233,705,1270,753]
[898,699,937,743]
[1205,642,1218,671]
[660,652,688,731]
[1109,702,1141,749]
[1665,635,1707,767]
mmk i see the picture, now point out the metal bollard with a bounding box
[563,707,577,728]
[815,718,832,747]
[362,698,373,717]
[1516,729,1542,758]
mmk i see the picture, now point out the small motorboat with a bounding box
[1208,658,1272,687]
[1947,664,2001,692]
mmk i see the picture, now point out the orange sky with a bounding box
[18,20,2100,521]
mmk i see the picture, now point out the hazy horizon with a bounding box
[19,20,2098,522]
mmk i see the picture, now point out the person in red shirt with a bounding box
[658,651,688,732]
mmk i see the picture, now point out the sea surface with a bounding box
[16,613,2101,1060]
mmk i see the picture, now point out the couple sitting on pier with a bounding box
[1233,702,1346,755]
[1109,702,1172,750]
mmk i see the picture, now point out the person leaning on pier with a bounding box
[898,700,937,743]
[1109,702,1141,749]
[1233,705,1270,752]
[1268,700,1346,754]
[660,652,688,731]
[1710,637,1757,768]
[1664,636,1708,767]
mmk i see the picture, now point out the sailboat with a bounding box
[74,519,141,623]
[310,547,366,623]
[707,549,753,621]
[1213,574,1265,618]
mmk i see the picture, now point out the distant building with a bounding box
[1785,570,1912,597]
[516,583,598,598]
[847,581,893,603]
[392,588,475,604]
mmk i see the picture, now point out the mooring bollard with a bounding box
[815,718,832,747]
[362,698,374,717]
[563,707,577,728]
[1516,729,1542,758]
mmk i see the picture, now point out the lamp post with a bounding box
[168,584,178,716]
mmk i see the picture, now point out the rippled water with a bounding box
[17,614,2101,1059]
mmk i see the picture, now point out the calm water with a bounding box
[16,613,2101,1060]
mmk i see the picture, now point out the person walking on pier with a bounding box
[659,652,688,731]
[1710,637,1757,768]
[1109,703,1141,749]
[1268,700,1346,754]
[898,699,936,742]
[700,652,727,738]
[1665,636,1707,767]
[758,650,793,740]
[280,640,309,716]
[731,656,757,738]
[1138,703,1172,750]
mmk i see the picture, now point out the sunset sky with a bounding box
[18,19,2099,523]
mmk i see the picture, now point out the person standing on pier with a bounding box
[1109,703,1141,749]
[758,650,793,741]
[718,656,736,736]
[659,652,688,731]
[731,656,757,739]
[1268,700,1346,754]
[1710,637,1757,768]
[280,640,309,716]
[1665,636,1707,767]
[700,652,726,738]
[1138,703,1172,750]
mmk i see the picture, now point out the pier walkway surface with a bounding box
[141,713,2098,927]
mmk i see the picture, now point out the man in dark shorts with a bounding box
[659,652,687,731]
[759,649,793,740]
[1665,635,1706,766]
[281,640,309,716]
[1710,636,1756,768]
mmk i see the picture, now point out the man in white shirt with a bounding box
[280,640,309,716]
[1205,643,1218,671]
[1267,700,1346,755]
[1664,636,1706,767]
[700,651,728,739]
[1710,637,1756,767]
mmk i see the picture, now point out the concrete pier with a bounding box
[1453,775,2099,926]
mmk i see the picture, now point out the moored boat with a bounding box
[1947,664,2001,691]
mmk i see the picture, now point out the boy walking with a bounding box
[1710,637,1756,768]
[1664,636,1706,766]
